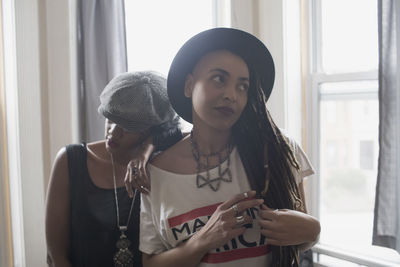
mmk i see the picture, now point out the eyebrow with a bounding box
[209,68,249,82]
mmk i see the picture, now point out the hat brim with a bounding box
[167,27,275,123]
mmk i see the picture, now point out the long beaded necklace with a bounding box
[190,130,233,192]
[111,153,135,267]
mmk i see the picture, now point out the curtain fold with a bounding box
[373,0,400,254]
[78,0,127,142]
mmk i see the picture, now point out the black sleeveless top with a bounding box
[66,143,142,267]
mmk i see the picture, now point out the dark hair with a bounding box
[150,116,183,152]
[232,64,303,266]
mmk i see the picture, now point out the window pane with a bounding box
[320,0,378,73]
[319,82,400,263]
[320,96,377,250]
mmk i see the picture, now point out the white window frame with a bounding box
[304,0,400,266]
[0,1,13,266]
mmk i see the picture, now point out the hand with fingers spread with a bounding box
[124,138,155,197]
[258,204,320,247]
[190,191,264,252]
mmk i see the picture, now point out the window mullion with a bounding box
[312,71,378,84]
[312,0,323,73]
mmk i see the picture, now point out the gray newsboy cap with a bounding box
[98,71,176,132]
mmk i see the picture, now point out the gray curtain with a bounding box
[373,0,400,254]
[78,0,127,142]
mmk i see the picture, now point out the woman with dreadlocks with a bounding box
[139,28,320,267]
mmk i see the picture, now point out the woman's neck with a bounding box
[191,126,232,155]
[96,141,135,167]
[111,152,132,167]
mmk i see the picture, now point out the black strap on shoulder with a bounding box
[65,143,88,265]
[66,143,87,206]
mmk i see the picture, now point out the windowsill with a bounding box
[313,243,400,267]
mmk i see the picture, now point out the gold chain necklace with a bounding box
[110,153,135,267]
[190,130,233,192]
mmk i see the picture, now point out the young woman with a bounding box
[45,71,182,267]
[139,28,321,267]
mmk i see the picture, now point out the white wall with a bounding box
[4,0,47,265]
[257,0,288,129]
[2,0,76,266]
[0,2,13,264]
[231,0,303,142]
[45,0,77,182]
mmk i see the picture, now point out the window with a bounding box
[307,0,400,265]
[124,0,215,131]
[360,140,374,170]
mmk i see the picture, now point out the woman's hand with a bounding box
[142,191,264,267]
[124,137,155,197]
[258,204,320,247]
[190,191,264,252]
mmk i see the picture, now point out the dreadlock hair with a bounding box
[232,65,304,267]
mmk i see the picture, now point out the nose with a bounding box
[223,83,237,102]
[108,123,123,139]
[104,119,112,137]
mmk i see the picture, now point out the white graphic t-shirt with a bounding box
[140,137,314,266]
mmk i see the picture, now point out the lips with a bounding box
[215,106,235,116]
[107,138,119,148]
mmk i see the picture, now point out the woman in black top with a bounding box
[45,71,183,267]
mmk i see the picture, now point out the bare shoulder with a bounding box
[48,147,71,186]
[151,137,189,166]
[52,147,69,174]
[46,147,71,253]
[150,136,195,173]
[48,143,86,193]
[46,147,70,206]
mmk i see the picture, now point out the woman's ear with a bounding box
[184,74,193,98]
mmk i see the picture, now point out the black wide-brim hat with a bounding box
[167,27,275,123]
